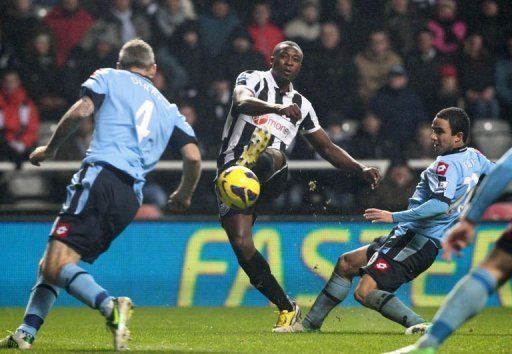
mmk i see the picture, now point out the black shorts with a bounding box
[360,229,439,293]
[496,223,512,255]
[49,163,139,263]
[215,162,288,224]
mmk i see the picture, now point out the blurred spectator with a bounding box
[150,0,196,47]
[460,33,500,119]
[324,0,363,55]
[370,64,427,146]
[406,28,449,117]
[200,77,231,158]
[0,70,40,169]
[432,64,464,114]
[81,0,152,51]
[347,111,395,159]
[152,68,174,100]
[427,0,467,56]
[470,0,507,53]
[384,0,425,55]
[216,27,266,84]
[362,160,417,211]
[154,48,189,99]
[67,28,118,89]
[2,0,42,60]
[354,29,403,104]
[167,20,206,97]
[198,0,240,58]
[283,0,321,50]
[406,122,438,159]
[43,0,95,66]
[19,31,68,121]
[300,22,357,119]
[496,34,512,122]
[247,2,285,65]
[0,30,19,71]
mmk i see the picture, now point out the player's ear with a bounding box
[149,64,157,78]
[269,55,274,68]
[116,62,120,69]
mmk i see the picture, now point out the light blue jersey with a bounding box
[79,68,196,203]
[393,147,493,243]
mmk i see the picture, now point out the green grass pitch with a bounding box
[1,307,511,353]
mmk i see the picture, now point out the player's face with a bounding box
[271,46,302,82]
[431,117,458,154]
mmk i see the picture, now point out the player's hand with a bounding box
[364,208,393,223]
[442,218,476,261]
[29,146,55,166]
[277,103,301,123]
[168,190,192,211]
[361,166,381,190]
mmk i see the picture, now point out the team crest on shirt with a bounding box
[436,162,449,176]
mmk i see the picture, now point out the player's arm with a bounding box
[234,86,301,122]
[364,199,449,223]
[168,143,202,210]
[305,128,381,189]
[29,96,95,166]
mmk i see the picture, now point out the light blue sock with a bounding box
[304,272,352,329]
[364,290,425,327]
[57,263,114,317]
[418,267,497,349]
[17,275,60,338]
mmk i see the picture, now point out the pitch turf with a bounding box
[1,307,511,353]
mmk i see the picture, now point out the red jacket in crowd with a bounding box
[44,6,95,66]
[0,86,40,149]
[248,23,285,66]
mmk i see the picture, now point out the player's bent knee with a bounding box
[353,287,366,304]
[336,253,357,277]
[41,261,63,285]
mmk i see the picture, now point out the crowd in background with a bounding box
[1,0,512,214]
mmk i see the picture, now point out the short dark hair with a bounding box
[273,41,303,59]
[118,39,155,69]
[435,107,471,143]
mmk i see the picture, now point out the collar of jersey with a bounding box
[265,70,295,97]
[441,145,467,156]
[131,71,155,86]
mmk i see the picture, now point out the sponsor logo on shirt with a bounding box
[436,162,449,176]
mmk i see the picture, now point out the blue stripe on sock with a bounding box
[471,272,495,295]
[23,314,44,331]
[430,320,453,344]
[94,291,109,309]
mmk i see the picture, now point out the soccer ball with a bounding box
[217,166,260,210]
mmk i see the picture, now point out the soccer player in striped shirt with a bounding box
[215,41,381,331]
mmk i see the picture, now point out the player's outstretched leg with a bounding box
[295,247,368,332]
[237,126,272,169]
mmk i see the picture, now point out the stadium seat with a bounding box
[481,202,512,221]
[472,119,512,159]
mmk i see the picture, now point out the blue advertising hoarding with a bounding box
[1,221,510,307]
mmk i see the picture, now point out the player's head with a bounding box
[270,41,303,83]
[117,39,157,78]
[431,107,470,154]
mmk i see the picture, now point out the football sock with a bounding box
[418,267,497,349]
[364,290,425,327]
[17,274,60,338]
[238,251,294,311]
[303,272,351,329]
[57,263,114,317]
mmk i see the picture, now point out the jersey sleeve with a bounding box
[427,159,458,204]
[299,102,321,135]
[168,107,198,151]
[235,70,263,96]
[80,68,109,110]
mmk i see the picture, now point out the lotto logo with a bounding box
[436,162,449,176]
[53,223,70,238]
[252,115,269,125]
[373,258,390,272]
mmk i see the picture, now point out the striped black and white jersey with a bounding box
[217,70,321,169]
